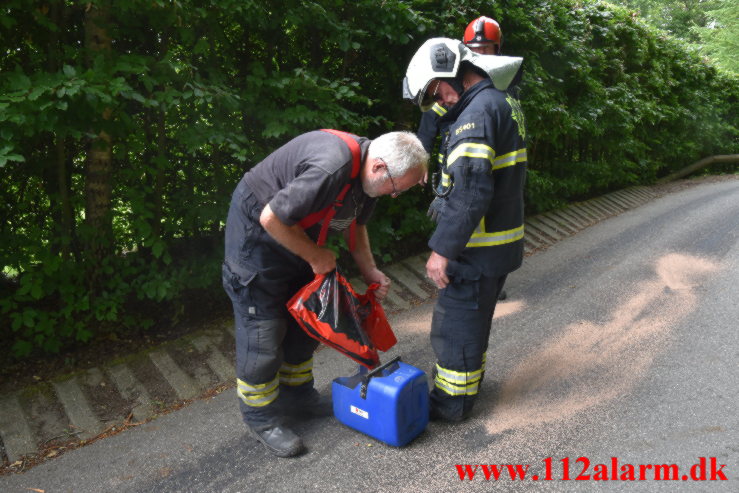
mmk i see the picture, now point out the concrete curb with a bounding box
[0,186,657,466]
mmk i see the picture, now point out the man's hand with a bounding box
[309,248,337,275]
[260,205,337,274]
[426,251,449,289]
[349,225,391,300]
[363,268,391,300]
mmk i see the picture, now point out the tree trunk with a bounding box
[153,109,166,239]
[657,154,739,184]
[56,135,75,260]
[84,1,114,290]
[43,1,75,261]
[152,29,170,240]
[84,116,113,267]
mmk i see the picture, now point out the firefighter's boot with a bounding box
[248,422,304,458]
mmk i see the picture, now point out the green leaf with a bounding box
[130,92,146,103]
[23,309,36,328]
[152,240,165,259]
[193,38,209,55]
[11,313,23,331]
[11,340,32,358]
[30,284,44,300]
[27,87,46,101]
[7,72,31,91]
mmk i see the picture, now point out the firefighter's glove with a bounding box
[427,197,444,223]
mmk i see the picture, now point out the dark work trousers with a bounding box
[429,273,507,421]
[222,180,318,428]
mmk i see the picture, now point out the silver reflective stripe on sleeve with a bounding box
[444,145,526,177]
[492,148,527,171]
[447,142,495,168]
[467,219,524,248]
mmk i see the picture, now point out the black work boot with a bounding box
[248,422,304,458]
[429,403,466,423]
[428,387,470,423]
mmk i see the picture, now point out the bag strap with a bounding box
[298,129,361,251]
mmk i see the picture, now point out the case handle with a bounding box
[360,356,402,399]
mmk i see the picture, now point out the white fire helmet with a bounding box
[402,37,523,112]
[402,38,461,112]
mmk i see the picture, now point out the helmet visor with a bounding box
[418,80,436,112]
[403,76,435,112]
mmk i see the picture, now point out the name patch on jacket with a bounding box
[455,122,475,135]
[449,116,486,147]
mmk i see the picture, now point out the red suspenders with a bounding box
[297,129,361,251]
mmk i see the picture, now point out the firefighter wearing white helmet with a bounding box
[416,17,504,157]
[404,37,527,422]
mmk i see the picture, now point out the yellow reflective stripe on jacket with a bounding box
[279,358,314,386]
[467,222,525,248]
[441,143,495,187]
[237,376,279,407]
[443,146,526,183]
[431,102,447,117]
[447,143,495,168]
[492,148,527,171]
[434,362,485,397]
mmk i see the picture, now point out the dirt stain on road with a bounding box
[486,253,719,435]
[494,300,526,320]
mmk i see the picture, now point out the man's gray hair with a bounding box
[368,131,429,177]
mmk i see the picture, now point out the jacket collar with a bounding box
[440,78,493,123]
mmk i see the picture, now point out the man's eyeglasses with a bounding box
[379,158,400,198]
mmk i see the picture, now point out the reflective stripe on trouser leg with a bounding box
[279,357,314,386]
[233,317,287,425]
[280,311,320,394]
[237,375,279,407]
[434,353,486,396]
[429,274,504,420]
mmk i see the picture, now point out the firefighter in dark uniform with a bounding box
[223,130,428,456]
[403,38,526,422]
[417,16,502,157]
[417,17,509,302]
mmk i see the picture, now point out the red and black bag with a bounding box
[287,269,396,369]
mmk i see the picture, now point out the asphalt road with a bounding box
[2,178,737,493]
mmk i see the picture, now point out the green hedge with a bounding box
[1,0,737,359]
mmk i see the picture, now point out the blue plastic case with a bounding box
[332,357,429,447]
